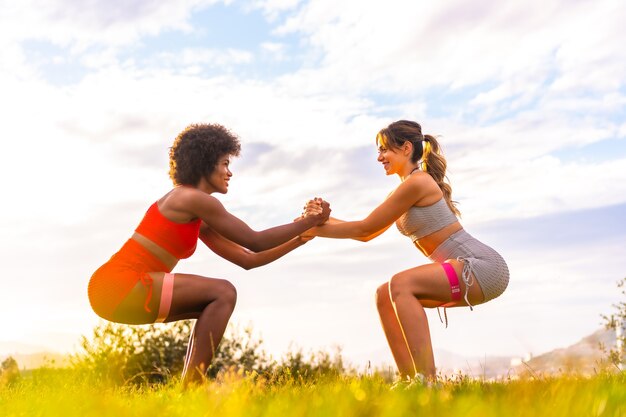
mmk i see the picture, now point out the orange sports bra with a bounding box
[135,202,202,259]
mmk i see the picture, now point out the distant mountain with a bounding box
[514,327,617,376]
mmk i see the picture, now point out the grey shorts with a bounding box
[428,229,509,303]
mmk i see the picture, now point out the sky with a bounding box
[1,0,626,371]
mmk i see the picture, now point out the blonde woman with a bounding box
[304,120,509,383]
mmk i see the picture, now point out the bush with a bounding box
[1,356,21,386]
[72,321,280,385]
[72,320,350,386]
[72,320,192,385]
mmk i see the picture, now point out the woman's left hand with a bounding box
[301,198,323,218]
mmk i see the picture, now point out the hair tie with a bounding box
[422,139,430,172]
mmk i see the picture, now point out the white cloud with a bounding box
[260,41,287,61]
[272,0,626,103]
[243,0,303,23]
[0,0,227,48]
[156,47,254,68]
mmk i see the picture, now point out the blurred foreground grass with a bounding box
[1,367,625,417]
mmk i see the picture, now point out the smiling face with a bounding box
[206,155,233,194]
[376,133,411,176]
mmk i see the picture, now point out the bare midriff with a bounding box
[413,221,463,258]
[131,232,179,271]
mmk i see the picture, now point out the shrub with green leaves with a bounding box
[71,321,346,386]
[1,356,20,386]
[71,320,192,384]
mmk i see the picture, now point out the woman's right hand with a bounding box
[302,198,331,225]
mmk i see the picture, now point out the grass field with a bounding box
[1,367,625,417]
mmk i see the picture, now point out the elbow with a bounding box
[238,259,256,270]
[234,252,258,270]
[240,252,264,270]
[355,234,374,242]
[357,225,375,240]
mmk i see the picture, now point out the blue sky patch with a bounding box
[551,136,626,164]
[22,40,89,86]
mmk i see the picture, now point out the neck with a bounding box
[195,178,217,195]
[400,166,420,181]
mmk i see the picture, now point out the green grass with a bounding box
[1,368,625,417]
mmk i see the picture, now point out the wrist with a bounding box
[301,215,318,228]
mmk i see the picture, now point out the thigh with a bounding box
[112,272,165,324]
[113,272,237,324]
[164,273,237,322]
[389,260,484,308]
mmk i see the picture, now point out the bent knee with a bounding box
[388,273,414,301]
[217,280,237,307]
[375,282,391,308]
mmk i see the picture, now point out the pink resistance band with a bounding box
[155,273,175,323]
[442,262,461,301]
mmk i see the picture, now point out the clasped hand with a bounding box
[301,197,331,224]
[298,197,330,240]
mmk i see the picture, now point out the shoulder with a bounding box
[163,186,216,205]
[390,172,441,206]
[160,187,224,221]
[399,172,438,194]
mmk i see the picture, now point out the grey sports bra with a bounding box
[395,198,458,241]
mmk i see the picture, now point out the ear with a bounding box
[403,141,413,156]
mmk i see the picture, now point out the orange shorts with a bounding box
[88,238,171,322]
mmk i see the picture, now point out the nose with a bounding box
[377,152,384,162]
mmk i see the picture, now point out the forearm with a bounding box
[242,237,308,270]
[249,216,318,252]
[355,226,389,242]
[312,220,371,239]
[320,217,374,241]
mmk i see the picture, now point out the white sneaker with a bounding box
[391,373,427,390]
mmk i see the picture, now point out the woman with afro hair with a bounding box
[88,123,330,386]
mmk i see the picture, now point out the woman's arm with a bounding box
[318,217,391,242]
[308,178,423,240]
[199,225,312,270]
[186,190,330,252]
